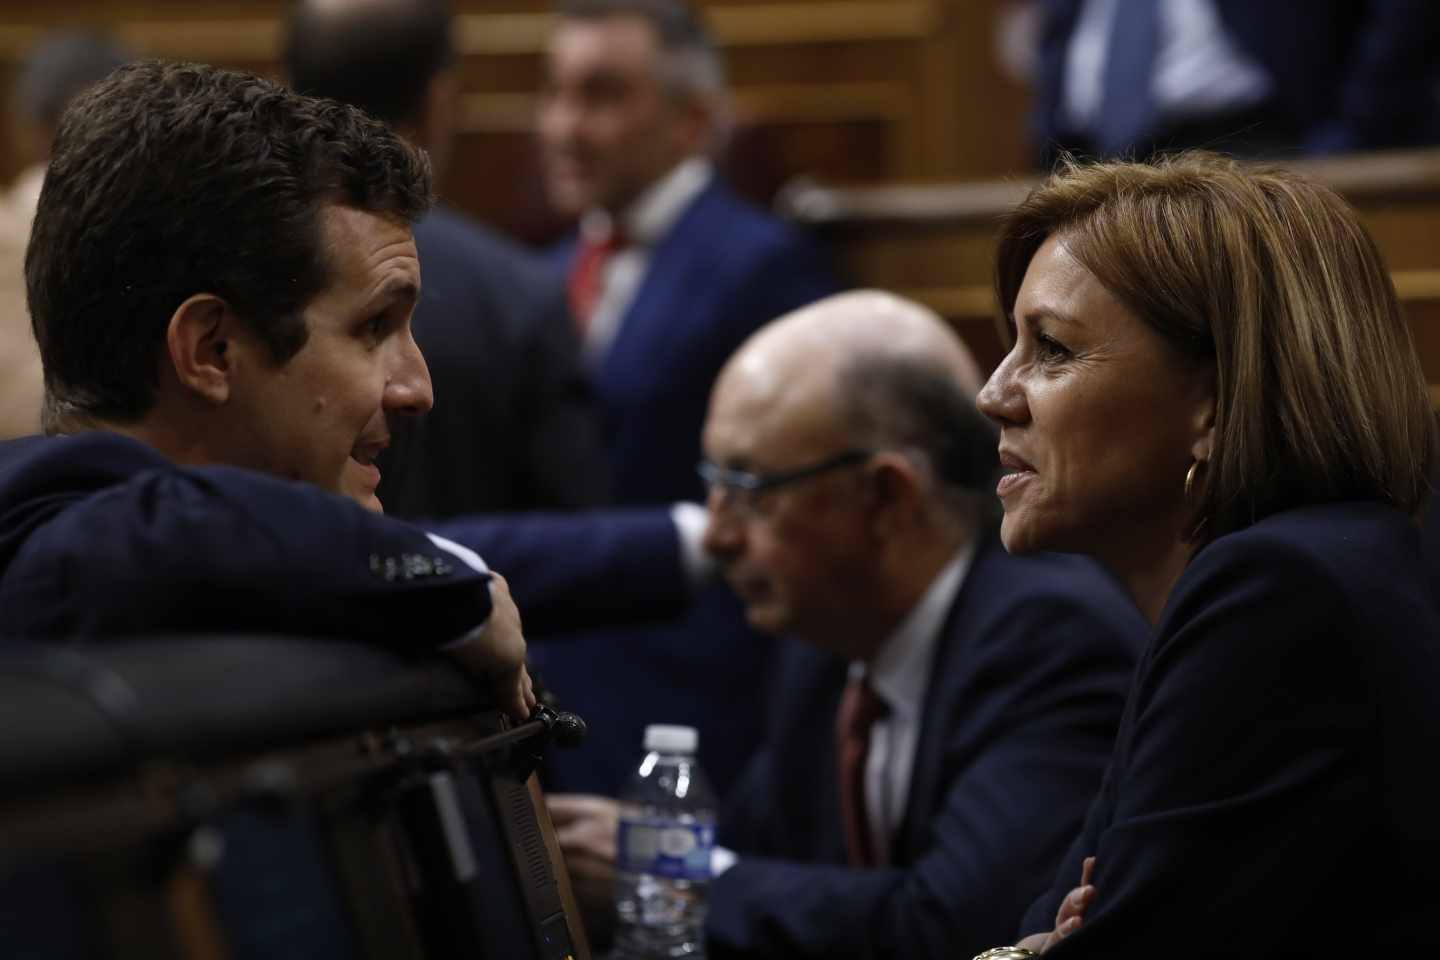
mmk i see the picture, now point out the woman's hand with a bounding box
[1016,856,1096,954]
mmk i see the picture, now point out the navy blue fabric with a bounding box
[1022,503,1440,956]
[0,432,491,644]
[378,206,608,519]
[432,508,689,635]
[1033,0,1440,162]
[550,178,841,507]
[706,540,1148,960]
[536,179,841,797]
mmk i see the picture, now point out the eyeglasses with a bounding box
[697,449,873,513]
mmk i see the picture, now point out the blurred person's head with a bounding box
[27,60,436,512]
[9,29,131,168]
[538,0,728,217]
[701,291,996,659]
[977,151,1435,616]
[284,0,458,179]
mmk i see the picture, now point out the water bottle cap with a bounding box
[643,724,698,753]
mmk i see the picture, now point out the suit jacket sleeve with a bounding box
[24,465,492,645]
[428,508,689,634]
[707,589,1139,960]
[1043,536,1373,956]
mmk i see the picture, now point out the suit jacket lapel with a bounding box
[594,180,722,382]
[893,539,995,862]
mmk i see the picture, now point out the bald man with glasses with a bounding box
[549,291,1147,959]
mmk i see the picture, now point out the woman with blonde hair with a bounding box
[973,152,1440,956]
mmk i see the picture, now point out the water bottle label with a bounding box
[617,818,714,881]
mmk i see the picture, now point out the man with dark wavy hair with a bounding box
[0,60,532,717]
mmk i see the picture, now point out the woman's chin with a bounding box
[999,512,1047,555]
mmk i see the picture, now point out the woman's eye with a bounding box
[1036,333,1071,361]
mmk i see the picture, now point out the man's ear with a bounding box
[866,452,924,541]
[165,294,238,406]
[672,93,718,158]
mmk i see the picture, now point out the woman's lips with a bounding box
[996,449,1036,498]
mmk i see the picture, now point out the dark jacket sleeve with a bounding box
[15,465,492,645]
[428,508,689,634]
[707,583,1141,960]
[1044,536,1374,956]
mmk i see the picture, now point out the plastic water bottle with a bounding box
[614,724,716,959]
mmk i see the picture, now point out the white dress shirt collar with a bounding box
[850,539,977,861]
[859,538,975,718]
[577,156,714,248]
[574,158,714,363]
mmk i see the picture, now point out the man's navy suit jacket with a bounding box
[706,538,1148,960]
[553,177,840,506]
[0,432,686,642]
[538,177,841,797]
[1033,0,1440,160]
[378,206,608,519]
[1024,503,1440,956]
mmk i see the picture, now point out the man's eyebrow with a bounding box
[368,279,420,308]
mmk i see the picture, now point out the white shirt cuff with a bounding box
[426,532,492,650]
[712,845,738,877]
[669,502,714,587]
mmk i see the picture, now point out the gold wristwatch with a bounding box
[971,948,1040,960]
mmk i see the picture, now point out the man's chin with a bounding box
[338,480,384,514]
[741,601,788,637]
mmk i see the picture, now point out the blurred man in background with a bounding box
[286,0,610,518]
[1,30,130,440]
[538,0,839,505]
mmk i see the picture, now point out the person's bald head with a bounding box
[701,291,998,652]
[707,290,993,504]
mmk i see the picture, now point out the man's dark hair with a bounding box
[841,353,1000,519]
[26,59,433,430]
[284,0,455,127]
[558,0,725,96]
[11,29,132,130]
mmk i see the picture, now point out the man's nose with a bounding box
[701,486,745,559]
[538,93,578,145]
[386,334,434,416]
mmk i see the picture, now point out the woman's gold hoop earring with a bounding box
[1184,460,1204,501]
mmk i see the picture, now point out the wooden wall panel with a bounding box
[0,0,1035,243]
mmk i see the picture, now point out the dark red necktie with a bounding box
[566,230,626,338]
[836,674,890,868]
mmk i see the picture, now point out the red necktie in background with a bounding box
[836,674,890,868]
[567,230,626,338]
